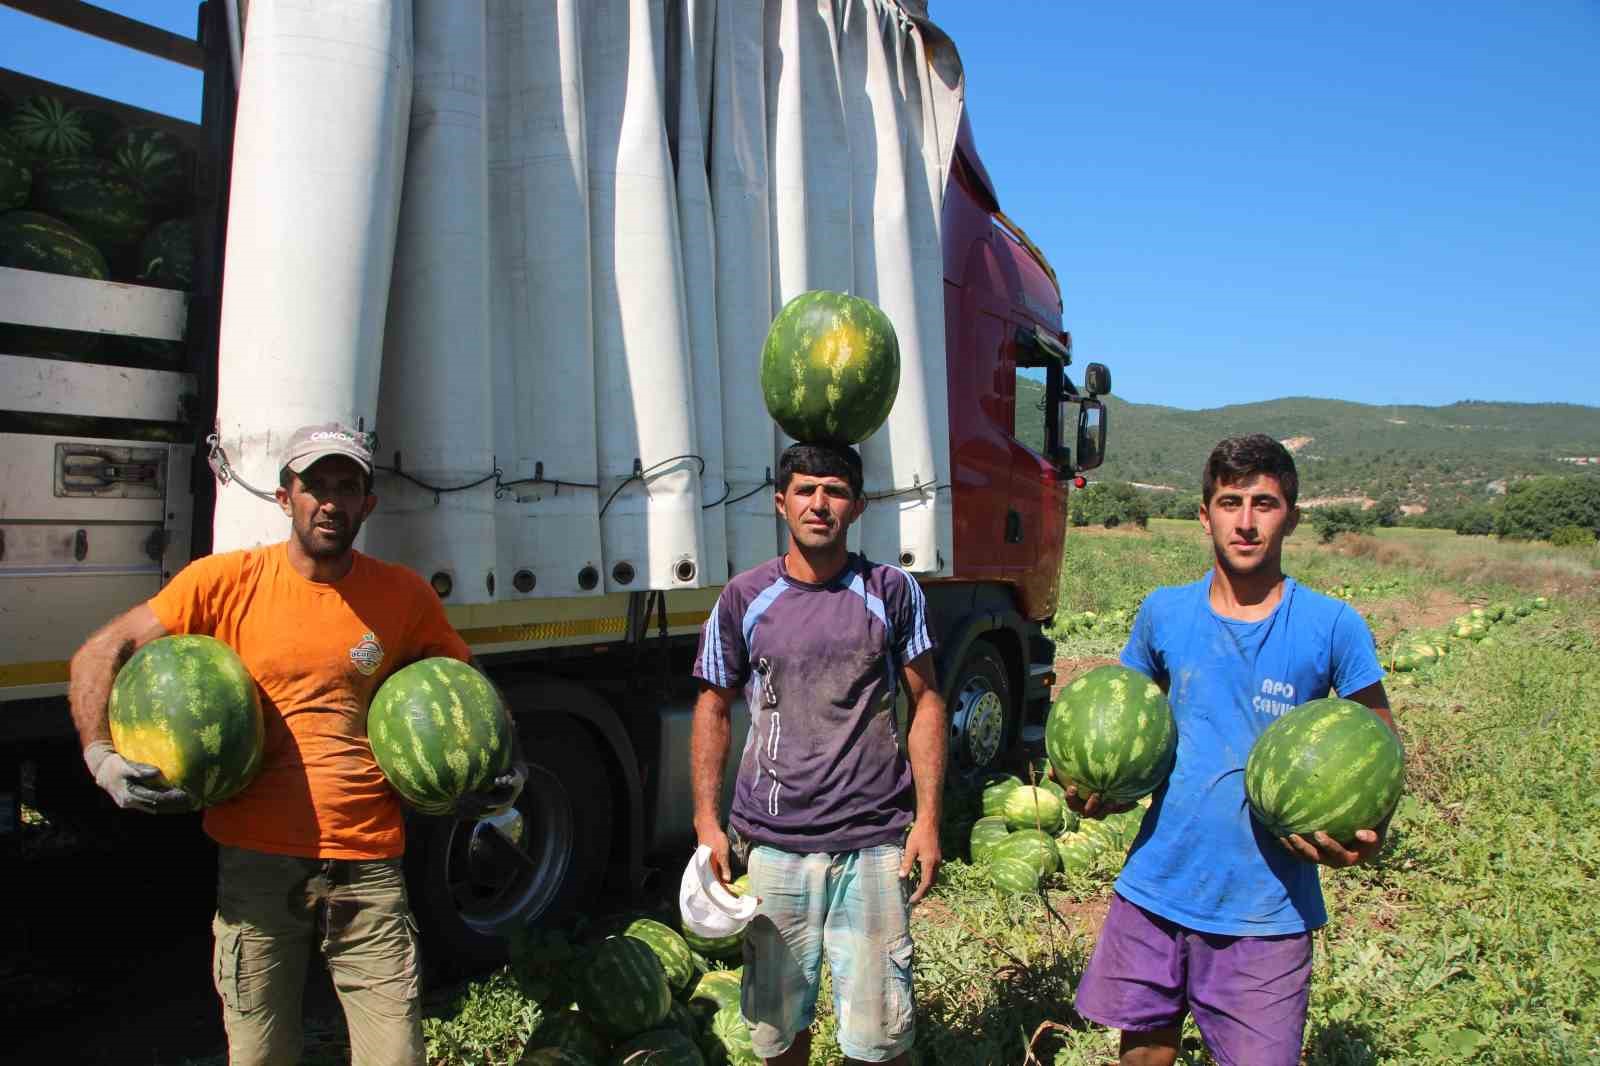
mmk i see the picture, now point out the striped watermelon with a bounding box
[665,1001,704,1044]
[109,126,192,211]
[0,131,28,211]
[1244,697,1404,845]
[968,815,1011,863]
[7,96,92,161]
[759,289,901,445]
[979,774,1022,818]
[1046,665,1176,805]
[989,855,1041,894]
[32,156,152,266]
[681,927,743,963]
[577,936,674,1038]
[136,217,195,290]
[1054,831,1099,873]
[368,657,513,816]
[1002,784,1065,834]
[625,918,695,994]
[531,1010,611,1063]
[0,209,110,356]
[687,969,743,1018]
[991,828,1060,877]
[704,1005,760,1066]
[609,1028,706,1066]
[108,635,264,808]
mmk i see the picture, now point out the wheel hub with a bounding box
[951,679,1004,767]
[445,764,572,936]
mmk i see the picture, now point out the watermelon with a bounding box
[703,1005,760,1066]
[1045,665,1177,805]
[610,1028,706,1066]
[136,216,195,290]
[577,936,674,1038]
[664,1001,703,1044]
[0,209,110,356]
[32,156,152,267]
[77,108,125,155]
[681,927,743,962]
[107,635,265,808]
[1533,596,1550,610]
[6,96,92,161]
[109,127,192,211]
[979,774,1022,818]
[368,657,514,816]
[1244,697,1404,845]
[687,969,742,1018]
[0,131,29,211]
[989,855,1041,894]
[968,815,1011,863]
[991,828,1060,877]
[1054,831,1098,873]
[1001,784,1065,834]
[520,1049,595,1066]
[759,289,900,445]
[624,918,695,993]
[530,1011,611,1062]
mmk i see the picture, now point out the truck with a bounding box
[0,0,1109,972]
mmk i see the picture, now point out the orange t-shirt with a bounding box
[147,542,471,859]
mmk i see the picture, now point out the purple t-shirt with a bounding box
[693,553,935,854]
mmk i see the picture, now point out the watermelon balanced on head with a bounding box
[576,935,674,1038]
[759,289,900,445]
[1244,697,1403,846]
[108,635,264,808]
[368,657,513,816]
[1046,665,1176,805]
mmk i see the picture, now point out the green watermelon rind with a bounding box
[576,935,674,1039]
[990,828,1060,877]
[1244,697,1404,844]
[967,815,1011,864]
[368,657,513,815]
[759,289,901,445]
[1045,665,1177,805]
[0,209,108,278]
[0,131,30,211]
[624,917,696,994]
[7,95,93,161]
[989,855,1041,894]
[609,1026,706,1066]
[107,634,264,807]
[32,156,152,261]
[978,774,1022,818]
[1001,784,1066,834]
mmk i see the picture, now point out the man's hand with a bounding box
[83,740,194,814]
[1059,778,1135,821]
[1279,827,1383,867]
[900,819,941,905]
[455,761,527,820]
[695,818,734,885]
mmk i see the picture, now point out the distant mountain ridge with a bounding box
[1014,382,1600,510]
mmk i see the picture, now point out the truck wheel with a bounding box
[947,642,1014,772]
[406,717,613,975]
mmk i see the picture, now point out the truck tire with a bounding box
[405,716,613,976]
[947,641,1014,773]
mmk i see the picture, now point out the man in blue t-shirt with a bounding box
[1067,434,1396,1066]
[690,441,947,1066]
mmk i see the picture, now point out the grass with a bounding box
[175,523,1599,1065]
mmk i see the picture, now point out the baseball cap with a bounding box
[678,844,758,938]
[280,422,374,476]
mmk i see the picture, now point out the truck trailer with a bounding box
[0,0,1108,971]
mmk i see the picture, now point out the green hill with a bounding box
[1015,380,1600,511]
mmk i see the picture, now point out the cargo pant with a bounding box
[211,845,425,1066]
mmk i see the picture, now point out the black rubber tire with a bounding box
[406,715,614,976]
[946,641,1015,774]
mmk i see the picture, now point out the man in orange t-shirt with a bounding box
[67,423,525,1066]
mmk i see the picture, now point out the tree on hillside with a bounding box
[1309,503,1376,543]
[1493,476,1600,541]
[1372,494,1402,527]
[1070,481,1149,528]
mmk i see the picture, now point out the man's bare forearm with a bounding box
[68,627,137,748]
[690,686,732,835]
[905,688,948,827]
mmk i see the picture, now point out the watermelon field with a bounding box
[14,522,1592,1065]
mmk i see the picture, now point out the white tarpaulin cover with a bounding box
[212,0,962,602]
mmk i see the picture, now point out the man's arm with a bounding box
[1280,679,1397,868]
[691,681,738,884]
[900,651,946,904]
[68,604,192,813]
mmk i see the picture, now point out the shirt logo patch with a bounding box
[349,631,384,676]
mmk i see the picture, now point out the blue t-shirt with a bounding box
[1114,573,1385,936]
[692,554,935,854]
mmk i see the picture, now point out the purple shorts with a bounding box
[1075,894,1312,1066]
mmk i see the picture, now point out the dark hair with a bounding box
[1202,434,1298,507]
[776,442,864,498]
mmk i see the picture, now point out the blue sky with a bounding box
[4,1,1596,411]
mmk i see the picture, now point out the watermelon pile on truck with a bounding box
[0,1,1111,974]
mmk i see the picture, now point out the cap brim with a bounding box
[285,448,373,475]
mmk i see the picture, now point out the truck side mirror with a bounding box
[1083,362,1111,398]
[1075,400,1106,472]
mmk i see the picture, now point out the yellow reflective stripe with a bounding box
[457,610,708,647]
[0,661,70,686]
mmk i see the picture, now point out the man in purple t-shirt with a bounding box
[690,442,947,1066]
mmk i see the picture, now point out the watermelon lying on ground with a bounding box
[968,815,1011,864]
[368,657,514,816]
[1046,665,1176,805]
[992,828,1060,878]
[989,855,1041,894]
[528,1009,611,1063]
[575,935,674,1039]
[610,1026,706,1066]
[108,634,264,808]
[686,968,742,1023]
[759,289,900,445]
[1244,696,1404,845]
[625,918,696,994]
[704,1004,761,1066]
[1002,784,1065,834]
[979,774,1022,818]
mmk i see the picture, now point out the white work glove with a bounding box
[83,740,195,814]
